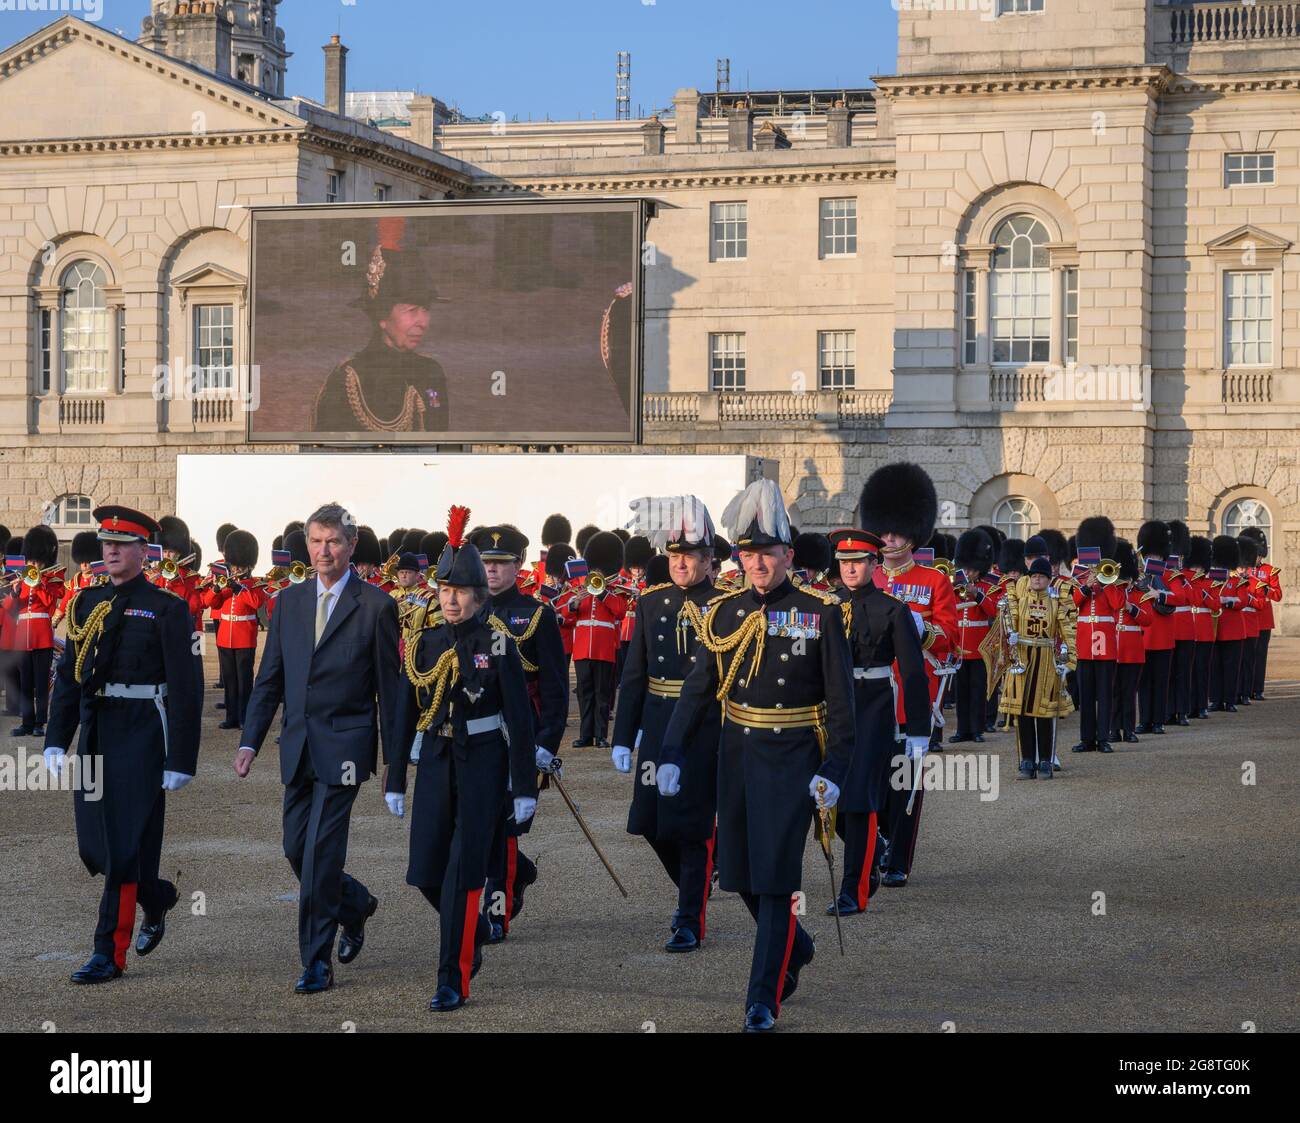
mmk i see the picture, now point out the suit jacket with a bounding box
[242,572,400,786]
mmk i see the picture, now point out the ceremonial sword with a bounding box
[541,758,629,898]
[815,780,845,956]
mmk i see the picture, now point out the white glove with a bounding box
[656,762,681,797]
[810,775,840,809]
[1221,596,1238,606]
[1008,631,1020,646]
[44,747,66,777]
[513,797,537,824]
[910,609,925,638]
[612,745,632,773]
[535,746,558,774]
[905,735,930,761]
[385,792,405,818]
[161,771,193,792]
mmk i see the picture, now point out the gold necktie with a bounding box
[315,590,332,646]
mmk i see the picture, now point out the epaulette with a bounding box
[706,587,746,608]
[799,585,842,607]
[155,584,185,602]
[640,581,674,596]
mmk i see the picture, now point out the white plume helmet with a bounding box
[720,478,791,546]
[626,495,715,550]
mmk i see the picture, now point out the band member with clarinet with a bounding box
[385,509,538,1012]
[612,495,721,953]
[470,524,568,943]
[997,557,1075,778]
[1071,516,1123,754]
[44,506,201,983]
[658,479,855,1032]
[1240,527,1280,700]
[7,525,64,739]
[825,528,928,917]
[858,462,956,887]
[950,528,998,745]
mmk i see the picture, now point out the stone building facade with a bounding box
[0,1,1295,627]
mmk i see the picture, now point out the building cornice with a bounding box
[1165,72,1300,96]
[467,165,896,194]
[299,127,471,192]
[0,129,301,158]
[873,65,1173,99]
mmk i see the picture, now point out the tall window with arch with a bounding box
[990,216,1051,365]
[60,261,111,393]
[1222,498,1271,540]
[992,497,1041,540]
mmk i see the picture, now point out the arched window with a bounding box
[1222,498,1271,539]
[990,216,1051,364]
[60,261,110,393]
[48,494,94,528]
[992,496,1041,540]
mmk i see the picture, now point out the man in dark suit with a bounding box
[235,502,399,993]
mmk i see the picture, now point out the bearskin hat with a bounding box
[1187,535,1213,571]
[272,534,284,552]
[541,514,572,548]
[1076,516,1117,558]
[624,535,654,570]
[22,525,58,567]
[645,554,671,586]
[1237,537,1258,567]
[954,528,994,574]
[354,526,382,567]
[1115,539,1139,582]
[420,531,448,563]
[575,524,601,554]
[1211,534,1239,570]
[283,520,305,543]
[1168,519,1191,559]
[1024,534,1048,560]
[158,515,191,555]
[222,529,258,570]
[1239,526,1268,556]
[401,529,427,554]
[71,530,102,565]
[1067,534,1077,561]
[793,532,834,574]
[999,538,1027,576]
[926,530,953,561]
[584,530,624,578]
[973,524,1003,550]
[0,525,9,551]
[858,462,938,548]
[282,529,309,567]
[545,543,575,581]
[713,535,732,564]
[190,540,203,569]
[216,522,237,552]
[5,535,23,558]
[1039,529,1069,567]
[612,527,631,544]
[1137,520,1170,559]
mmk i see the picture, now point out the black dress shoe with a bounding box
[595,737,610,749]
[781,942,814,1001]
[429,985,464,1012]
[31,725,45,737]
[1251,692,1265,701]
[1122,732,1139,743]
[1151,724,1166,734]
[1209,702,1226,712]
[1037,760,1053,779]
[570,738,592,748]
[217,720,240,730]
[10,725,35,737]
[1176,715,1190,726]
[664,927,699,953]
[1134,723,1151,735]
[70,953,122,985]
[881,870,908,888]
[973,734,986,744]
[984,722,997,733]
[1195,708,1210,719]
[1236,697,1251,707]
[1224,703,1238,713]
[136,886,179,956]
[1098,741,1115,753]
[1070,741,1094,753]
[338,895,377,964]
[948,733,973,744]
[294,960,333,993]
[1018,760,1036,780]
[485,918,506,944]
[826,892,862,917]
[744,1004,776,1032]
[510,864,538,921]
[1109,730,1121,743]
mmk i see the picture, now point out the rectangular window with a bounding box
[61,306,110,393]
[818,330,856,390]
[326,170,343,203]
[963,271,978,364]
[1064,267,1079,364]
[195,304,235,391]
[709,332,746,391]
[819,198,857,258]
[374,183,391,202]
[39,308,52,393]
[991,268,1051,364]
[1224,152,1275,187]
[999,0,1044,12]
[1224,272,1273,366]
[118,313,127,391]
[710,202,748,261]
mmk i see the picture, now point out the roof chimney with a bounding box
[323,34,348,116]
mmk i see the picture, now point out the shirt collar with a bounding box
[319,568,351,599]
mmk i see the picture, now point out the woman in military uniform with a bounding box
[997,557,1076,779]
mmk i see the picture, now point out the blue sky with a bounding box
[3,0,896,119]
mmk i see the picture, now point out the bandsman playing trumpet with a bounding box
[949,529,999,745]
[1071,517,1125,755]
[149,515,202,627]
[1111,541,1153,745]
[202,529,266,730]
[53,531,105,632]
[6,525,65,739]
[559,531,630,749]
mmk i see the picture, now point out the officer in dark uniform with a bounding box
[385,515,538,1012]
[612,496,721,953]
[659,480,855,1032]
[311,216,450,435]
[824,528,929,917]
[43,506,202,983]
[470,524,568,942]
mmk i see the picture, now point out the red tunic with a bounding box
[953,575,998,659]
[1191,577,1218,643]
[3,577,64,650]
[875,557,959,725]
[1212,576,1247,642]
[1259,563,1282,630]
[1072,581,1126,661]
[560,588,629,662]
[1117,587,1154,664]
[203,581,268,648]
[1166,569,1197,644]
[1140,576,1182,653]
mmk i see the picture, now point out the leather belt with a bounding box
[724,699,826,731]
[853,666,893,681]
[648,678,684,698]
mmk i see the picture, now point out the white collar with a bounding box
[318,568,351,599]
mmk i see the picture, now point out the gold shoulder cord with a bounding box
[840,600,852,638]
[641,581,674,596]
[403,639,460,733]
[63,591,114,684]
[803,586,842,607]
[344,364,426,433]
[488,612,540,673]
[686,596,767,706]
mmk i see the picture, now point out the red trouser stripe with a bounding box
[856,812,878,911]
[113,882,138,971]
[459,888,483,997]
[773,896,799,1017]
[699,824,717,939]
[502,837,518,935]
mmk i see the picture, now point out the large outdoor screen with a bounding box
[248,199,643,444]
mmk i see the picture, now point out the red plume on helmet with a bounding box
[376,216,405,252]
[447,505,470,549]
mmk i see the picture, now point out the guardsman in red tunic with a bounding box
[1164,520,1196,726]
[860,462,957,888]
[534,513,572,598]
[7,525,65,738]
[617,534,653,701]
[53,531,104,632]
[558,532,629,748]
[1071,517,1125,754]
[350,526,387,588]
[1240,527,1280,699]
[540,544,577,681]
[1208,535,1246,712]
[1235,537,1264,707]
[150,515,202,627]
[1186,536,1217,717]
[1134,521,1182,735]
[949,528,998,744]
[1111,541,1154,744]
[202,529,267,729]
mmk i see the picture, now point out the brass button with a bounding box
[780,653,789,662]
[660,616,668,622]
[777,678,785,686]
[657,656,664,662]
[773,727,782,734]
[689,655,696,662]
[737,609,745,617]
[743,727,750,736]
[657,634,664,640]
